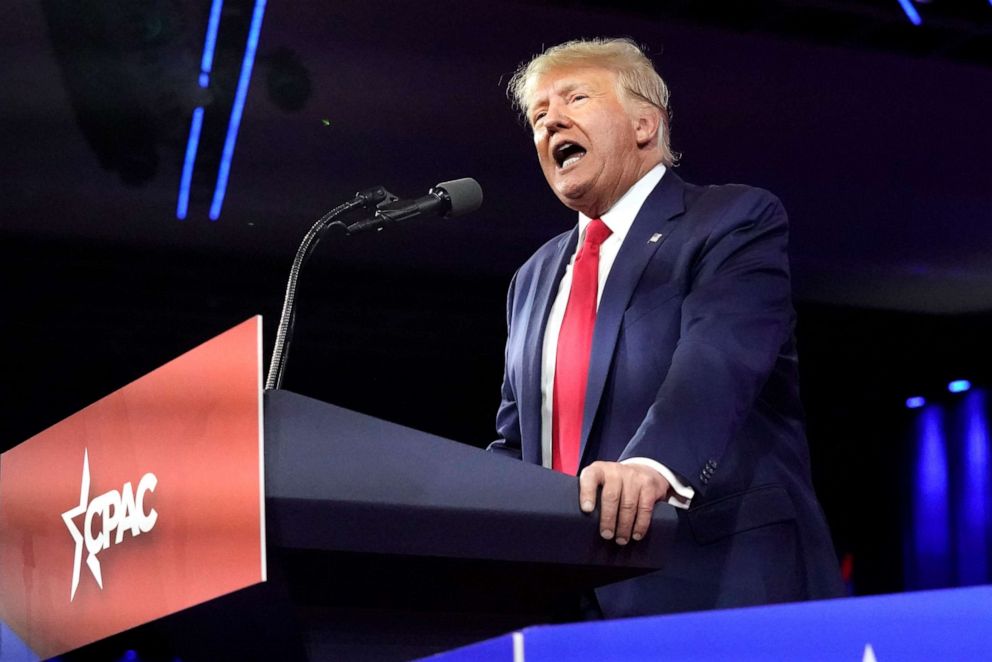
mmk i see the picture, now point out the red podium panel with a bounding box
[0,317,265,659]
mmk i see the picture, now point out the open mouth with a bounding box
[553,141,587,169]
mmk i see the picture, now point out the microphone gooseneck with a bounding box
[265,178,483,391]
[265,186,390,391]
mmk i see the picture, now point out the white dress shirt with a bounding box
[540,164,694,508]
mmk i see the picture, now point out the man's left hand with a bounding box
[579,461,671,545]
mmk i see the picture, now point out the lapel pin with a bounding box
[649,233,663,243]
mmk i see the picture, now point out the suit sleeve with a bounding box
[488,270,524,460]
[617,190,794,495]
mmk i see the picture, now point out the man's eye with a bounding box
[532,112,546,124]
[572,94,588,102]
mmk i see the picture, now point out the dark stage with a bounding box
[2,0,992,655]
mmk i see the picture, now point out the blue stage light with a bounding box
[200,0,225,80]
[176,0,224,219]
[912,406,950,588]
[896,0,922,26]
[176,107,205,220]
[209,0,269,221]
[949,380,972,394]
[123,650,138,662]
[906,396,926,409]
[958,391,989,584]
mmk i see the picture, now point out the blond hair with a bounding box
[507,37,676,166]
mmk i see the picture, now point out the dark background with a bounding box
[3,0,991,597]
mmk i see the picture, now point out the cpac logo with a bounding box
[61,449,158,601]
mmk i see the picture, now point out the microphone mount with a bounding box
[265,178,482,391]
[265,185,389,391]
[345,178,483,235]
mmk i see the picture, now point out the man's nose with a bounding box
[543,101,572,131]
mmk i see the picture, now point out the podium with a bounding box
[47,389,676,661]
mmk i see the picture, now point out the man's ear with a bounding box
[634,106,662,148]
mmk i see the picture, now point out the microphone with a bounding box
[346,178,482,235]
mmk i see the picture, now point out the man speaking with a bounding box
[489,38,843,617]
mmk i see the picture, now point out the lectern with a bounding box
[0,321,676,661]
[52,391,678,660]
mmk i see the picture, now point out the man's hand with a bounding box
[579,461,671,545]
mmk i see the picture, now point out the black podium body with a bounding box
[65,390,676,660]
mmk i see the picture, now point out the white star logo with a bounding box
[61,449,102,601]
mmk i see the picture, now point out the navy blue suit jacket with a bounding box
[491,171,843,616]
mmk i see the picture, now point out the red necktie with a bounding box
[552,218,612,475]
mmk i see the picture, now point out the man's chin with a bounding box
[553,179,591,209]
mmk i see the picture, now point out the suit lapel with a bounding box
[579,172,687,463]
[521,228,578,466]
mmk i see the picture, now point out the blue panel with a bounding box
[424,588,992,662]
[419,633,516,661]
[911,405,951,588]
[957,390,989,584]
[519,587,992,662]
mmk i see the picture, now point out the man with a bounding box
[489,38,843,617]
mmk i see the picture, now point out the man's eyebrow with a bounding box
[555,81,585,95]
[532,81,584,108]
[529,80,595,120]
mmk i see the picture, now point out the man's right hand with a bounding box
[579,460,671,546]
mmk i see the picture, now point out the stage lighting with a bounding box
[897,0,922,26]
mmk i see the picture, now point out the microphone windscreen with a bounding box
[435,178,483,217]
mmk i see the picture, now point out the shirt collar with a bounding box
[577,164,666,244]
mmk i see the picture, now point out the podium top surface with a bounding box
[263,389,678,571]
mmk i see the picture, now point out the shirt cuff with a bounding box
[621,457,695,510]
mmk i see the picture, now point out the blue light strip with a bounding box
[209,0,268,221]
[897,0,922,26]
[176,106,205,220]
[175,0,225,220]
[957,390,989,584]
[949,379,972,393]
[906,396,926,409]
[199,0,226,87]
[911,405,950,589]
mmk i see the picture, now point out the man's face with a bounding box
[527,66,652,217]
